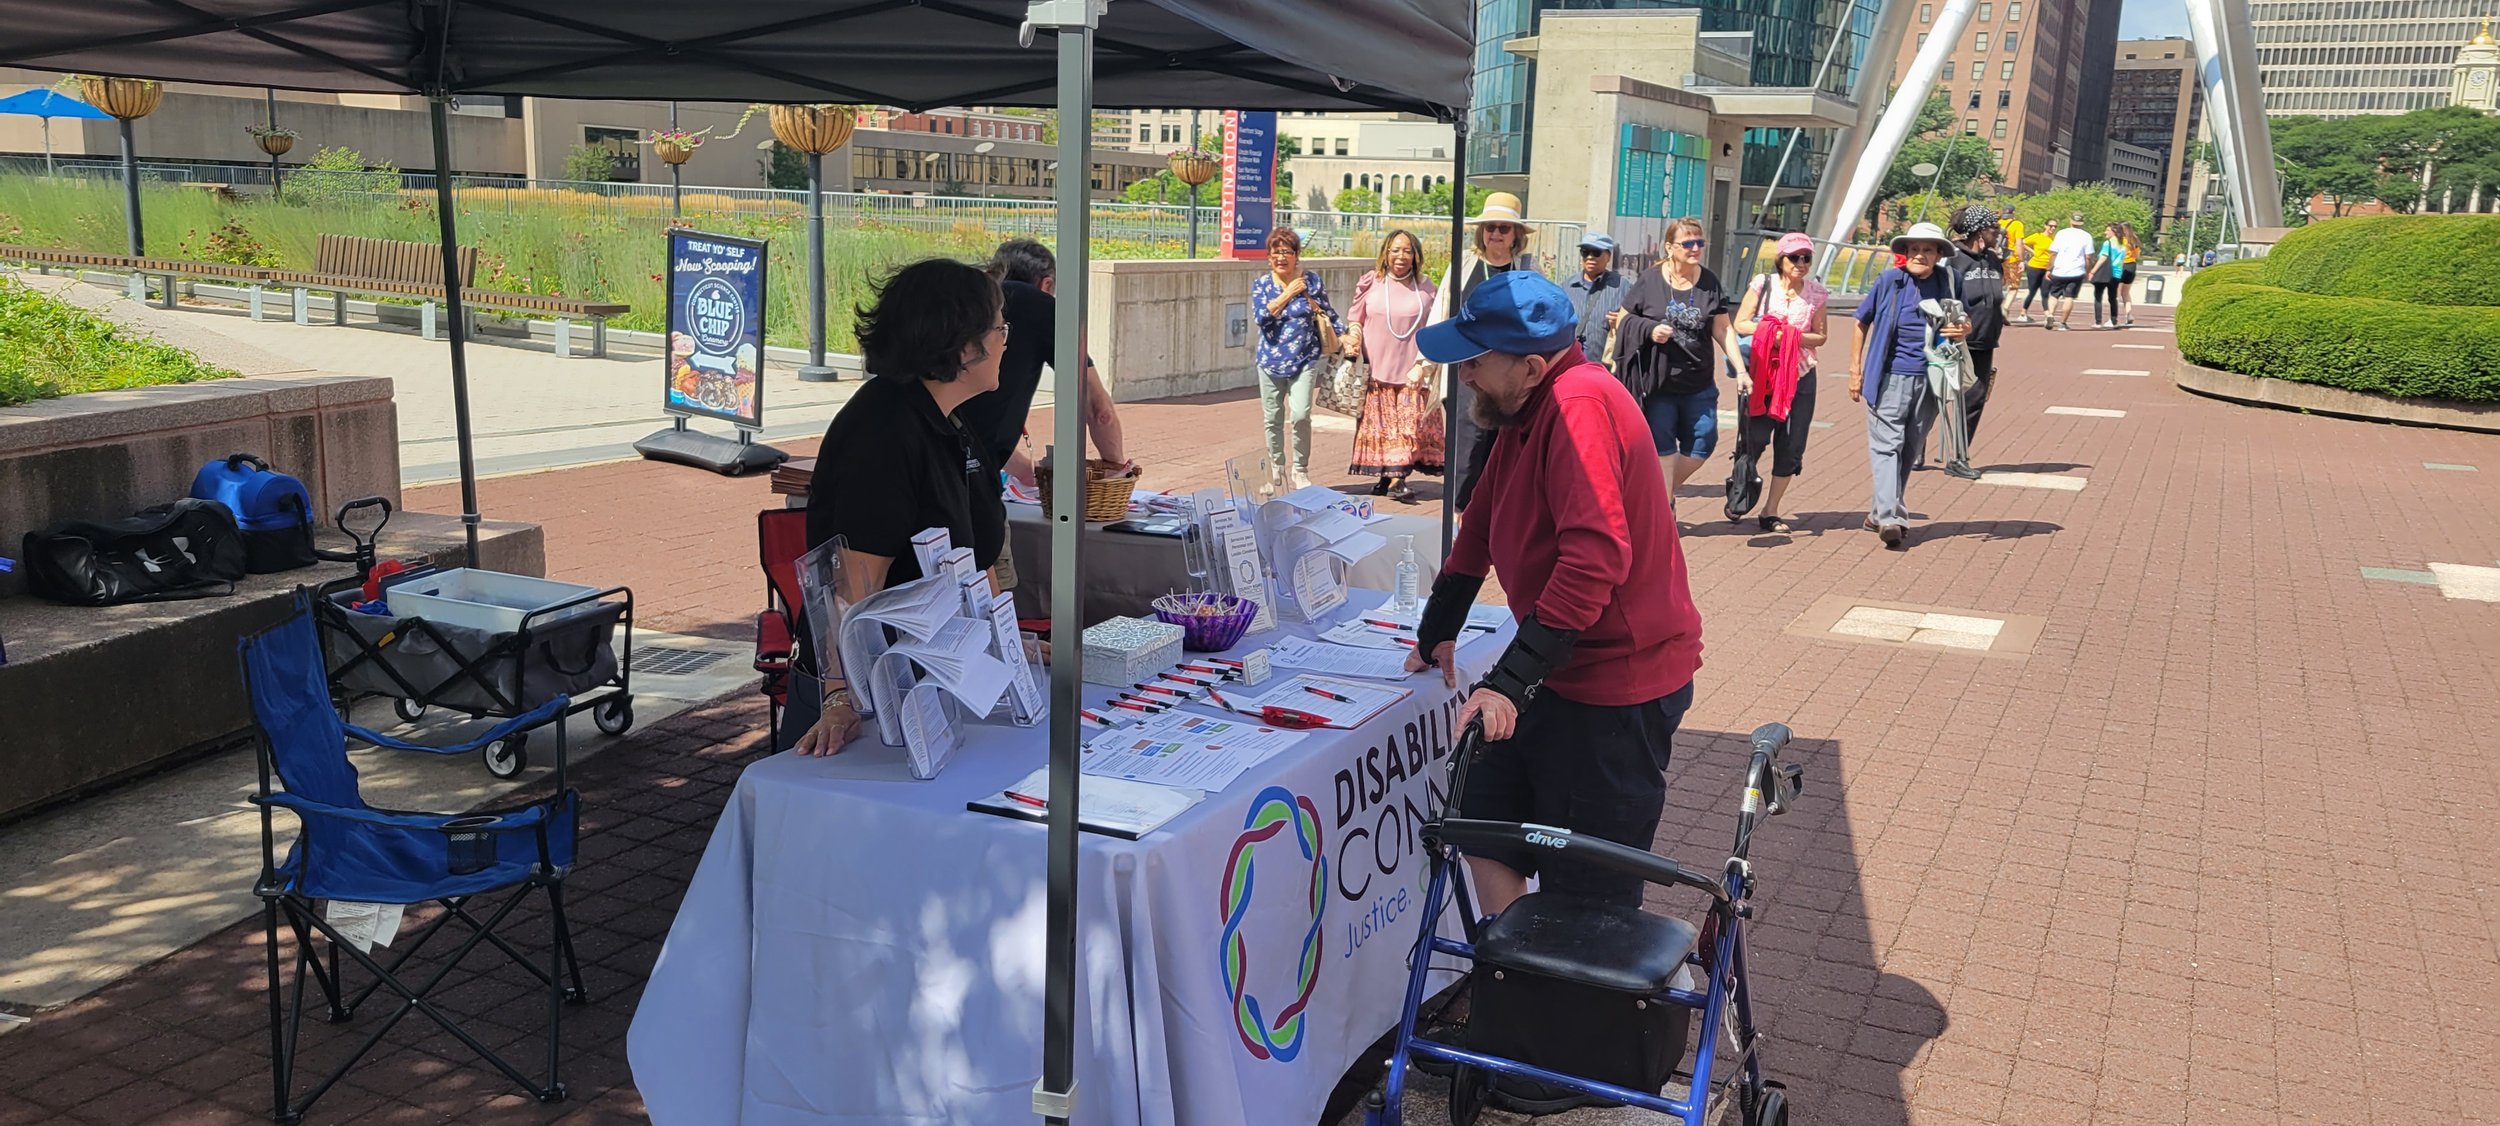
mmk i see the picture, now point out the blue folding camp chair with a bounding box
[241,595,587,1124]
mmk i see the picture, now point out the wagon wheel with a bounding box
[594,695,634,736]
[394,697,428,723]
[483,734,528,779]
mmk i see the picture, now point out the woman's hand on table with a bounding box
[796,689,863,756]
[1404,640,1457,688]
[1458,688,1518,742]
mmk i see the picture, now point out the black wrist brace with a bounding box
[1477,613,1579,708]
[1414,572,1486,660]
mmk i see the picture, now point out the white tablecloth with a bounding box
[629,592,1504,1125]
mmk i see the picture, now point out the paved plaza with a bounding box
[3,302,2498,1125]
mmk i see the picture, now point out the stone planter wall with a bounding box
[2174,359,2500,435]
[1086,257,1372,403]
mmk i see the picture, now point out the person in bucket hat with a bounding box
[1426,191,1540,511]
[1846,222,1969,549]
[1405,269,1702,928]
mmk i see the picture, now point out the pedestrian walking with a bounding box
[1726,231,1829,532]
[2087,221,2124,328]
[1611,216,1750,499]
[2112,222,2142,327]
[1344,228,1444,502]
[1848,222,1970,550]
[1427,192,1539,511]
[1564,232,1628,371]
[1943,205,2013,477]
[2045,212,2096,330]
[2016,221,2054,322]
[1250,228,1342,492]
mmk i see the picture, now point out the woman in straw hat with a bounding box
[1424,191,1538,510]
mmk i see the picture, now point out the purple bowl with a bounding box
[1153,594,1258,652]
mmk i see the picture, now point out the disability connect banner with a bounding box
[663,228,768,430]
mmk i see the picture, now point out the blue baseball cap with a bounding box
[1417,271,1581,364]
[1577,231,1616,253]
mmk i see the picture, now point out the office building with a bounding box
[2108,37,2206,221]
[1468,0,1877,207]
[2104,139,2164,202]
[2250,1,2492,116]
[1885,0,2121,192]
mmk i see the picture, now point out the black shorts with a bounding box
[2046,275,2084,299]
[1459,682,1694,908]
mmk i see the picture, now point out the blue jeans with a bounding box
[1642,386,1720,459]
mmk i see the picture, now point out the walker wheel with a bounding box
[1446,1064,1489,1126]
[1750,1085,1789,1126]
[484,735,528,779]
[594,696,634,736]
[394,698,427,723]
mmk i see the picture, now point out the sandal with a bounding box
[1388,481,1418,504]
[1758,515,1792,533]
[1369,477,1390,497]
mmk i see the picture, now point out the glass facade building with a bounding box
[2251,0,2493,117]
[1468,0,1877,185]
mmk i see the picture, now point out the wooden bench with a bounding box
[2,236,631,360]
[258,234,629,358]
[0,243,272,307]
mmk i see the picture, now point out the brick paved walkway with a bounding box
[11,309,2500,1125]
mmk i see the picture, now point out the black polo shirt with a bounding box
[957,280,1097,469]
[805,374,1007,588]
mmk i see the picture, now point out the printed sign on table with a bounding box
[663,229,768,430]
[1221,110,1278,261]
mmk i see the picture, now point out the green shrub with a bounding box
[2258,215,2500,308]
[0,277,238,406]
[2178,257,2265,300]
[2179,279,2500,402]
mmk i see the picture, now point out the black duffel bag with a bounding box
[21,498,250,605]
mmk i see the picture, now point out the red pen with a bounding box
[1107,698,1164,714]
[1303,684,1357,704]
[1007,791,1049,809]
[1178,663,1235,678]
[1132,682,1194,699]
[1259,705,1333,728]
[1161,671,1221,687]
[1210,658,1245,669]
[1361,617,1414,631]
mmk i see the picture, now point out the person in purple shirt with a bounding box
[1848,222,1969,550]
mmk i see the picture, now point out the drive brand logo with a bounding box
[1523,825,1573,849]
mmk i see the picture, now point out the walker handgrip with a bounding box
[1749,722,1792,757]
[1426,818,1726,901]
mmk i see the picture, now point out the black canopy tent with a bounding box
[2,0,1472,1117]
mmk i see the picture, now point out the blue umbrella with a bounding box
[0,88,112,175]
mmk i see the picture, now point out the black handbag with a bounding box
[21,498,249,605]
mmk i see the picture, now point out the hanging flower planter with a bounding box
[1166,150,1219,188]
[647,127,704,166]
[767,104,857,155]
[248,125,298,157]
[77,75,162,120]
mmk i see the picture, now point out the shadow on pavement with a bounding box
[1907,519,2064,544]
[1326,729,1933,1125]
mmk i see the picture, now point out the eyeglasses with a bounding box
[1678,239,1708,250]
[1783,251,1813,264]
[989,321,1011,341]
[1579,247,1608,257]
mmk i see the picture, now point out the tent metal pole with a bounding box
[118,117,143,256]
[428,94,482,568]
[668,101,681,218]
[1039,9,1095,1125]
[1439,122,1466,564]
[266,88,283,197]
[799,151,834,381]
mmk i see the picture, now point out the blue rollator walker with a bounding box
[240,595,588,1124]
[1370,721,1806,1125]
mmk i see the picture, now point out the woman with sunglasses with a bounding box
[1426,192,1538,510]
[1847,222,1968,550]
[1728,232,1829,532]
[1612,216,1749,498]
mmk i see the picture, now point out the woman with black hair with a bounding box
[789,258,1011,754]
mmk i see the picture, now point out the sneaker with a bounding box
[1879,523,1907,549]
[1862,516,1881,533]
[1290,469,1314,491]
[1945,461,1983,481]
[2050,322,2071,332]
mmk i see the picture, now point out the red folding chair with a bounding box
[756,509,809,751]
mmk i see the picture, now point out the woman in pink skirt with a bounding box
[1343,229,1444,503]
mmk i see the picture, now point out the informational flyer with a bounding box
[663,228,768,429]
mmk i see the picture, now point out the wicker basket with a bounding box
[1037,458,1141,522]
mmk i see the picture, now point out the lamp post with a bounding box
[769,104,856,382]
[79,76,162,257]
[1167,114,1218,258]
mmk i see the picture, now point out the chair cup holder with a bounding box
[441,816,499,875]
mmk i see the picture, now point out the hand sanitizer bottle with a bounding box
[1392,536,1420,614]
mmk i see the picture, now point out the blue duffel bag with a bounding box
[190,453,317,574]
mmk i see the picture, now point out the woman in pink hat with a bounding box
[1728,232,1830,533]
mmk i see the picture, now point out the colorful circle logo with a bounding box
[1219,786,1327,1062]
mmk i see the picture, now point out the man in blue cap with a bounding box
[1565,232,1626,366]
[1402,270,1703,919]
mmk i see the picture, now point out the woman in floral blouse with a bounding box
[1251,227,1341,491]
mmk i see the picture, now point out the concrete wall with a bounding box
[0,374,402,597]
[1087,257,1370,403]
[0,70,526,176]
[520,98,766,187]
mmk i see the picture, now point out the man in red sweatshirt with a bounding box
[1406,270,1704,915]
